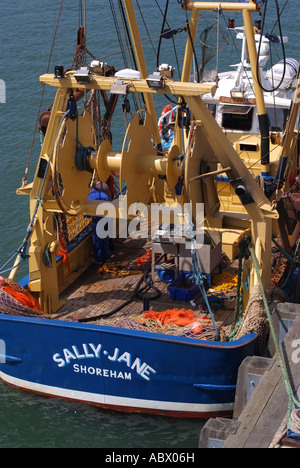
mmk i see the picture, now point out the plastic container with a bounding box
[156,265,175,283]
[167,274,199,301]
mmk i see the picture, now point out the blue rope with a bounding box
[190,250,219,340]
[180,214,219,340]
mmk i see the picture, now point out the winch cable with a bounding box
[156,0,181,80]
[78,254,166,323]
[109,0,139,113]
[270,0,289,35]
[135,0,157,57]
[0,110,70,277]
[109,0,128,68]
[256,0,287,93]
[22,0,64,187]
[117,0,143,112]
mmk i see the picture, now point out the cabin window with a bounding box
[267,107,290,132]
[221,105,254,131]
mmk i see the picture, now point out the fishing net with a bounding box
[289,409,300,435]
[234,284,271,351]
[90,307,221,341]
[0,279,49,319]
[193,22,231,82]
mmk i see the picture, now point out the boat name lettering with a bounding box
[52,343,156,381]
[73,364,132,380]
[220,96,256,105]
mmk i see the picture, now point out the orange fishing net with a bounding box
[58,227,72,274]
[135,251,152,267]
[2,284,43,312]
[138,308,197,327]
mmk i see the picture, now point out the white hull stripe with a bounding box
[0,370,233,414]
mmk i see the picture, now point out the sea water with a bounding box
[0,0,298,448]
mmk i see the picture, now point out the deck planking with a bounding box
[54,237,237,340]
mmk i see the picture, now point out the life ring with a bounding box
[158,104,176,140]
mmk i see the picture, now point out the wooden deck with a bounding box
[54,237,237,340]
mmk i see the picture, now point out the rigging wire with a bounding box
[97,12,211,64]
[117,0,143,112]
[156,0,170,70]
[135,0,157,57]
[256,0,287,93]
[118,0,139,72]
[154,0,182,81]
[22,0,64,186]
[219,10,254,95]
[155,0,179,105]
[185,10,200,83]
[109,0,128,68]
[271,0,289,34]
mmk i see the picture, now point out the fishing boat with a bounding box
[0,0,299,419]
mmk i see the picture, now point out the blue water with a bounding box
[0,0,298,449]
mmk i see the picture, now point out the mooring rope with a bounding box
[249,241,300,431]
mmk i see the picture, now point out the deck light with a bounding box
[231,86,245,99]
[146,72,164,90]
[110,80,131,96]
[74,66,91,84]
[54,65,64,79]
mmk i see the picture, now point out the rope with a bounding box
[0,111,70,277]
[177,214,219,339]
[256,0,287,93]
[272,237,300,267]
[228,236,251,341]
[97,264,142,279]
[23,0,64,186]
[78,253,167,323]
[249,242,300,431]
[190,250,219,340]
[78,269,161,323]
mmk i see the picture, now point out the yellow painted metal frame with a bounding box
[16,0,281,313]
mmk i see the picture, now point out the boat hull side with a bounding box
[0,313,259,418]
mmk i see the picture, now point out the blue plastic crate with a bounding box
[156,265,175,283]
[167,274,199,301]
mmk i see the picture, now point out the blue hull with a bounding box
[0,313,258,418]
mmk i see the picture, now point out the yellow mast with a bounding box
[182,0,270,173]
[14,0,280,313]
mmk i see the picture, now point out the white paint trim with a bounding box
[0,370,233,414]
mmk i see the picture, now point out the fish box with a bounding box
[167,274,199,301]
